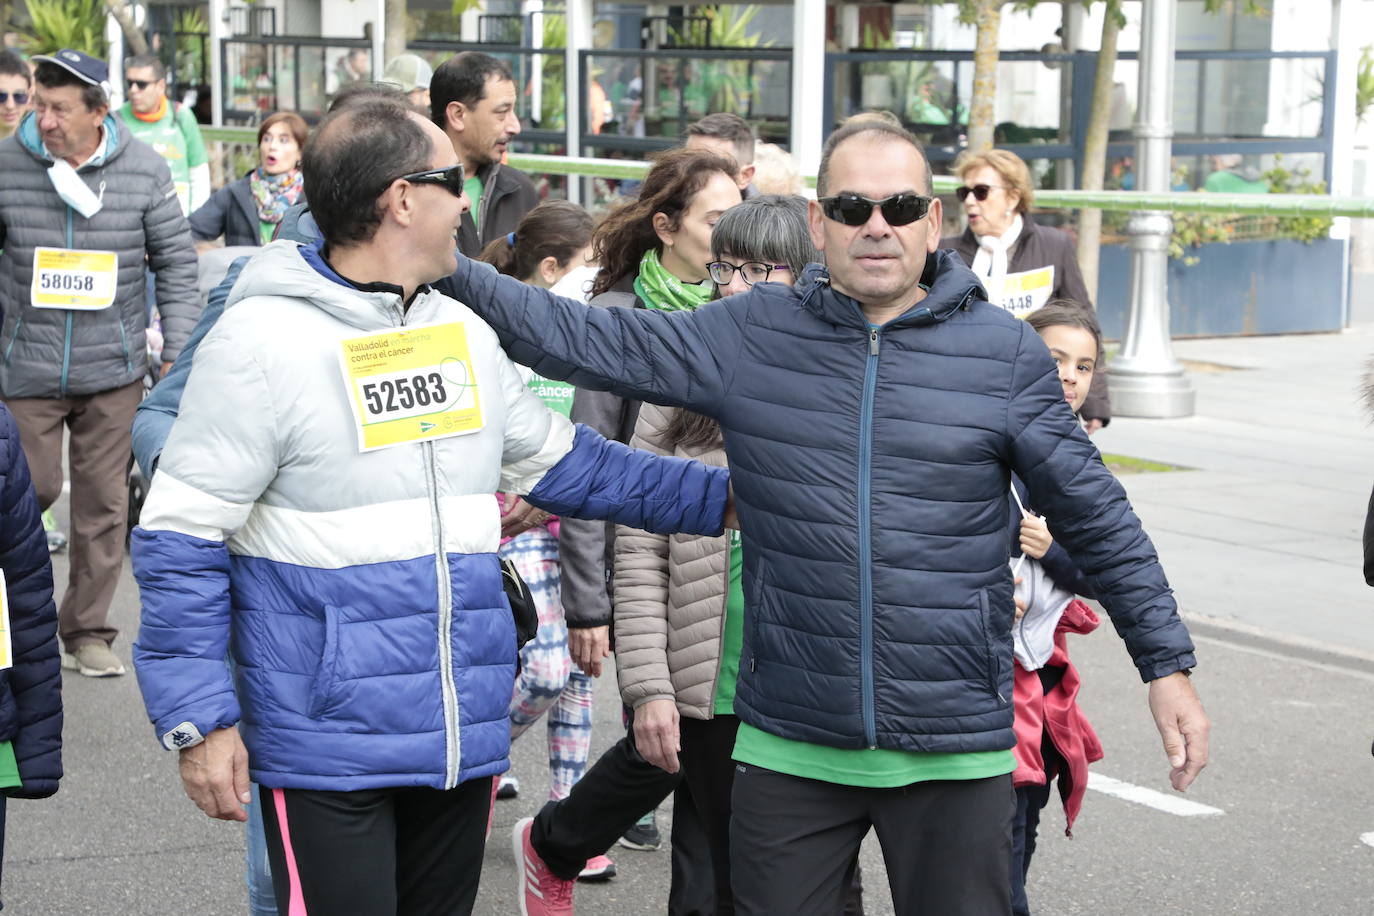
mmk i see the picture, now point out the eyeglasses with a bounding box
[0,91,28,105]
[706,260,790,287]
[818,192,932,228]
[392,165,466,197]
[127,79,156,91]
[954,184,1007,202]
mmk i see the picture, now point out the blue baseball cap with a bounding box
[31,49,112,100]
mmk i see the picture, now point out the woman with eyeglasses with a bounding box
[0,50,31,140]
[941,148,1111,431]
[189,111,308,249]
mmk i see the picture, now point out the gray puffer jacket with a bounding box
[614,402,730,720]
[0,111,199,398]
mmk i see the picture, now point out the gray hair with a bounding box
[710,195,819,276]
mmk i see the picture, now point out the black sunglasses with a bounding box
[706,260,790,287]
[818,192,932,227]
[127,79,156,91]
[0,91,28,105]
[392,165,466,197]
[954,184,1007,202]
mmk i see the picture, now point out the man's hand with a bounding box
[569,625,611,677]
[1148,671,1210,791]
[1018,514,1053,560]
[160,360,174,380]
[179,725,251,821]
[1083,418,1105,435]
[633,698,681,774]
[500,495,552,539]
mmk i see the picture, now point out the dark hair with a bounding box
[590,147,739,296]
[328,81,410,114]
[816,121,933,198]
[1024,299,1103,355]
[0,50,31,85]
[478,200,594,282]
[34,61,106,112]
[686,112,754,166]
[429,51,513,126]
[710,195,818,276]
[124,54,166,81]
[257,111,308,152]
[303,101,433,247]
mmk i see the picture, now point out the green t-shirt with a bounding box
[259,220,276,245]
[1203,170,1269,195]
[0,740,21,789]
[464,173,485,231]
[119,100,208,214]
[734,724,1014,789]
[713,529,746,715]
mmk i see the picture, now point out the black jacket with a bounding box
[190,174,262,248]
[456,162,540,259]
[943,215,1111,425]
[0,404,62,798]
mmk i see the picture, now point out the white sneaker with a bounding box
[61,643,126,677]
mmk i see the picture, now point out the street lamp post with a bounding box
[1109,0,1195,418]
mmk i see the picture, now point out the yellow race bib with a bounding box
[338,322,484,452]
[988,265,1055,318]
[30,247,119,310]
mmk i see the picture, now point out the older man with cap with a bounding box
[383,53,433,112]
[0,48,199,680]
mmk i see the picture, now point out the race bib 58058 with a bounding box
[338,322,484,452]
[30,247,118,310]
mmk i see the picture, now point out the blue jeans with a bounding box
[247,783,277,915]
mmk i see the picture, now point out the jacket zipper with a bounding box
[59,207,75,397]
[395,300,460,788]
[858,327,880,748]
[478,165,499,246]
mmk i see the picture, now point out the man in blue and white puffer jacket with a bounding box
[131,100,729,916]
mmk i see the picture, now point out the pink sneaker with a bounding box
[514,816,575,915]
[577,853,617,882]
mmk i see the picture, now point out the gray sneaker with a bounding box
[61,643,126,677]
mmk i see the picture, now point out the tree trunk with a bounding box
[106,0,149,57]
[1075,5,1122,306]
[966,0,1003,154]
[385,0,407,65]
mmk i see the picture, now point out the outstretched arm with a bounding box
[437,254,746,417]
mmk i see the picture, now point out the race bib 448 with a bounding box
[338,322,484,452]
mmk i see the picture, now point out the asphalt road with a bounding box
[5,544,1372,915]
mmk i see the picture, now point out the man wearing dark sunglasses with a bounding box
[0,49,30,140]
[441,119,1209,916]
[130,100,733,916]
[117,54,209,216]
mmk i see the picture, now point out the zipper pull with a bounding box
[869,328,880,356]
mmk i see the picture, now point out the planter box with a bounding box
[1096,238,1345,339]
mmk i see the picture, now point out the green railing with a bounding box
[199,128,1374,218]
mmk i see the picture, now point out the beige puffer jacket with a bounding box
[614,402,730,721]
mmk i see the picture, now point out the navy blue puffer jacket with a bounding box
[439,249,1196,754]
[0,404,63,797]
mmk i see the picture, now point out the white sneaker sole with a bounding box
[61,652,126,677]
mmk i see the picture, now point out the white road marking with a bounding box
[1360,832,1374,849]
[1087,772,1224,817]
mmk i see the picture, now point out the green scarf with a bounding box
[633,249,713,312]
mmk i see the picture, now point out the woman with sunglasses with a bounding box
[0,50,31,140]
[189,111,308,249]
[941,148,1111,431]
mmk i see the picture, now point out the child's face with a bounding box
[1038,325,1097,414]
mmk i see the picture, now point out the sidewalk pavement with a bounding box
[1093,323,1374,659]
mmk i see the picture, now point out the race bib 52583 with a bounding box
[31,247,118,310]
[338,322,484,452]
